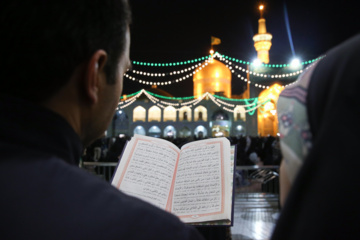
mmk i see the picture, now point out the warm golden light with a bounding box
[193,59,231,98]
[148,106,161,122]
[196,83,203,98]
[257,83,283,136]
[253,7,272,64]
[164,106,176,121]
[210,49,214,54]
[194,106,207,121]
[133,106,146,122]
[264,102,274,111]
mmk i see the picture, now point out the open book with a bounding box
[111,134,235,225]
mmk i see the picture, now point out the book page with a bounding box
[192,145,235,226]
[171,137,231,223]
[111,135,180,210]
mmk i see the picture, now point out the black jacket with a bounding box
[0,95,204,240]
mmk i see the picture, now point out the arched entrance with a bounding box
[111,110,129,137]
[179,126,191,138]
[258,83,283,136]
[163,125,176,139]
[133,125,146,136]
[148,125,161,138]
[194,125,208,139]
[210,109,231,137]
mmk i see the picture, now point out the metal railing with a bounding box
[235,165,279,194]
[81,162,118,182]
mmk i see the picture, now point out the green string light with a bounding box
[120,90,271,116]
[146,91,195,100]
[244,98,257,115]
[132,54,324,69]
[132,55,211,67]
[219,53,324,68]
[121,90,260,103]
[119,89,142,99]
[213,94,258,102]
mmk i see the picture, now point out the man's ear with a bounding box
[84,50,108,104]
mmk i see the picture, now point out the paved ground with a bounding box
[230,181,280,240]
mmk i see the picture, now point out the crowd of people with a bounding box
[82,134,282,166]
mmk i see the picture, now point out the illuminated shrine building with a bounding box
[109,5,304,138]
[253,17,272,64]
[112,86,247,139]
[193,59,231,98]
[253,4,272,64]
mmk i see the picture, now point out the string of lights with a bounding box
[131,55,211,67]
[124,52,323,88]
[147,92,194,100]
[130,52,324,68]
[118,90,144,109]
[222,60,304,78]
[117,89,268,116]
[226,59,320,89]
[119,89,142,99]
[217,53,324,68]
[130,62,204,77]
[124,60,210,86]
[223,99,269,114]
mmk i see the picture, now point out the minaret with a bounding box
[253,5,272,64]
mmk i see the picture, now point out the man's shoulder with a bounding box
[71,166,204,239]
[46,158,205,240]
[0,156,204,239]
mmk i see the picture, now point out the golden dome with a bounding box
[193,59,232,98]
[193,59,231,81]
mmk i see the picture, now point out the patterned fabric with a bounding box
[271,34,360,240]
[276,61,319,183]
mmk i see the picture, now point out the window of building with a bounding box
[179,106,191,121]
[163,125,176,138]
[148,125,161,138]
[194,106,207,121]
[179,126,191,138]
[211,109,229,121]
[194,125,207,139]
[133,106,146,122]
[116,110,128,121]
[163,106,176,121]
[148,106,161,122]
[112,110,129,136]
[234,106,246,121]
[133,125,146,135]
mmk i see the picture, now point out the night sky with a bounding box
[123,0,359,96]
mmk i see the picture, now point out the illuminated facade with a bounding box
[257,84,282,136]
[108,5,303,138]
[110,90,247,139]
[193,59,231,98]
[250,5,281,136]
[253,5,272,64]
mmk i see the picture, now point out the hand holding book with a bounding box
[111,135,234,225]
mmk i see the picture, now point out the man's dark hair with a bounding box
[0,0,131,102]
